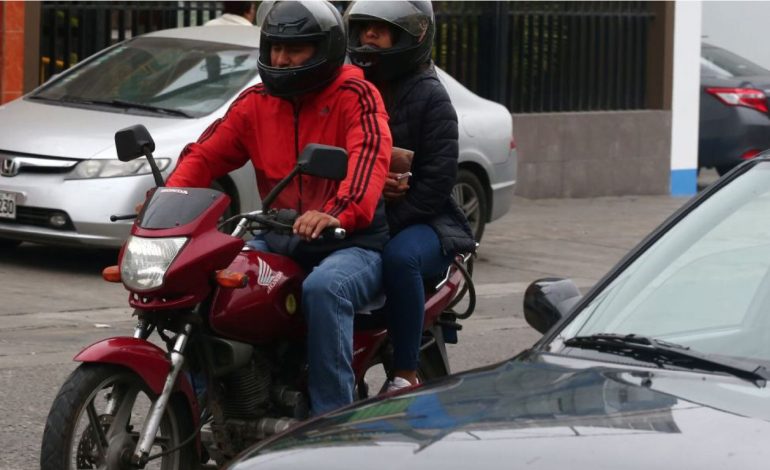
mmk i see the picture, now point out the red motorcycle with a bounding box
[40,125,475,469]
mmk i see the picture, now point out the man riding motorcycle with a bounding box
[165,0,392,415]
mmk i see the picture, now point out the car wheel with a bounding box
[211,179,238,234]
[452,169,488,241]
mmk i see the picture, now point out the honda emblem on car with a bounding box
[1,157,19,177]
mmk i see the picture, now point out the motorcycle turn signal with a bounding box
[102,265,121,283]
[215,270,249,288]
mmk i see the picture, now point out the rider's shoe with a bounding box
[385,376,417,393]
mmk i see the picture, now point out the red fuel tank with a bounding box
[209,249,306,344]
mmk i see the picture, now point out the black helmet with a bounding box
[257,0,346,98]
[344,0,435,82]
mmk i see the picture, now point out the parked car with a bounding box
[0,26,514,249]
[700,42,770,175]
[227,154,770,469]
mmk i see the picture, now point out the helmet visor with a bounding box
[344,1,431,38]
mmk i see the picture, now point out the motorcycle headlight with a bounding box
[67,158,171,179]
[121,236,187,291]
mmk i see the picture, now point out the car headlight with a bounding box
[67,158,171,179]
[121,236,187,291]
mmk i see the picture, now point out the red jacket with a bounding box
[167,65,392,234]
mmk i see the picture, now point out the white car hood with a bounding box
[0,98,212,160]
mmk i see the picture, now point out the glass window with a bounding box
[701,45,769,78]
[31,37,259,118]
[559,162,770,363]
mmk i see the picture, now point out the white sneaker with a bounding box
[385,376,415,393]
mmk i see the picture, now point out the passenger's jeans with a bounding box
[246,237,383,415]
[382,224,454,371]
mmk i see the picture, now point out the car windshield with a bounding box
[558,161,770,366]
[701,45,769,78]
[30,36,259,118]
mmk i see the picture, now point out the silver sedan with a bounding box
[0,25,515,248]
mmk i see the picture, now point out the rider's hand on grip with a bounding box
[293,210,341,242]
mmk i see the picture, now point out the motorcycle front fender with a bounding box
[74,337,200,427]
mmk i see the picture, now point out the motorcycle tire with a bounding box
[40,363,198,470]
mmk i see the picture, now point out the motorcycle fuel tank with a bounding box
[209,249,306,344]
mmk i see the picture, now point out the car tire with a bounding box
[452,169,488,241]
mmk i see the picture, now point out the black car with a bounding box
[227,154,770,469]
[700,43,770,175]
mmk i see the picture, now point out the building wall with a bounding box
[514,1,700,199]
[702,1,770,69]
[513,111,672,198]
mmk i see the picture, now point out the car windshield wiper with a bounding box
[563,333,770,387]
[108,99,193,118]
[42,95,193,118]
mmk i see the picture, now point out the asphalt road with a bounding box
[0,194,690,469]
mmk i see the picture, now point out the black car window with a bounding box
[701,46,769,78]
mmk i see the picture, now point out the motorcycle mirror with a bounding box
[114,124,164,187]
[115,124,156,162]
[523,278,582,334]
[297,144,348,181]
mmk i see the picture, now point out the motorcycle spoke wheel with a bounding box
[41,363,196,470]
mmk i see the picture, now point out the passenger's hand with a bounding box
[383,171,409,201]
[293,210,341,241]
[135,202,144,214]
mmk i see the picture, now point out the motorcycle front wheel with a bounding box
[40,363,197,470]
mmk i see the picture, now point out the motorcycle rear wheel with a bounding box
[40,363,197,470]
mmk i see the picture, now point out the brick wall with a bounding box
[0,1,25,104]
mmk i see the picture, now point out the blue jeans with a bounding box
[303,247,382,414]
[247,237,382,415]
[248,238,383,415]
[382,224,454,372]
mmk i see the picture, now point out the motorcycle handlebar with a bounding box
[232,212,346,241]
[110,213,138,222]
[321,227,346,240]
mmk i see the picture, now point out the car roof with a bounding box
[142,25,260,48]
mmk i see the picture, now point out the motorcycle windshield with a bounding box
[139,187,222,229]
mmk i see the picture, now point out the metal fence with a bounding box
[433,1,656,112]
[39,1,656,113]
[40,1,222,83]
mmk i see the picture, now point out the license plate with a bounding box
[0,191,16,219]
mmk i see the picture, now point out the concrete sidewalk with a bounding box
[477,193,690,291]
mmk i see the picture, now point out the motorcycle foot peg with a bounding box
[436,319,462,331]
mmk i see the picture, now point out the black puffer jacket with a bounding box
[380,64,476,255]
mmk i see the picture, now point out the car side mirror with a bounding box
[523,278,582,334]
[115,124,156,162]
[297,144,348,181]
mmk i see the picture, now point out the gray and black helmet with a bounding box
[257,0,346,98]
[344,0,435,82]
